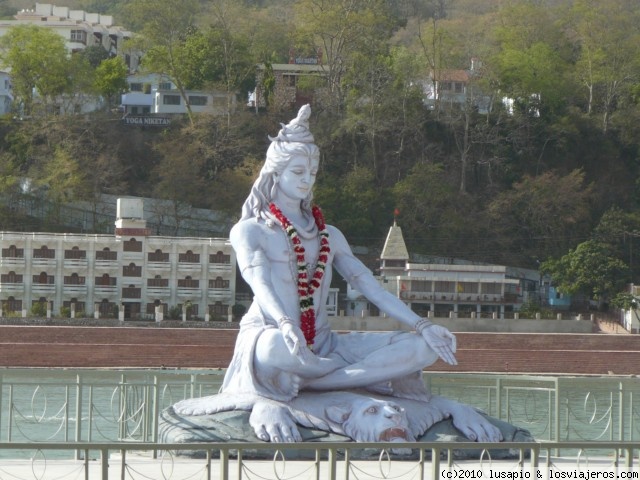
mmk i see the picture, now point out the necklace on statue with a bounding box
[269,202,330,349]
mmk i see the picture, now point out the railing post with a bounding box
[431,447,440,479]
[220,446,229,480]
[100,448,109,480]
[75,374,83,459]
[327,447,337,480]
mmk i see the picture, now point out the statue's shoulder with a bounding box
[230,218,270,246]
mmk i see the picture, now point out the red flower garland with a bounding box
[269,203,330,349]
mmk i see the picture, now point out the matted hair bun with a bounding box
[269,104,314,144]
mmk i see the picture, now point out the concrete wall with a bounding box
[329,315,594,334]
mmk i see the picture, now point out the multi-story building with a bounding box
[346,221,539,318]
[121,73,236,117]
[0,3,137,69]
[0,198,236,321]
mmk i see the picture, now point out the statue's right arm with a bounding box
[230,221,314,363]
[230,221,287,323]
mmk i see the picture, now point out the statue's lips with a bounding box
[379,427,409,442]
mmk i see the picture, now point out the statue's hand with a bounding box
[420,324,457,366]
[280,319,317,365]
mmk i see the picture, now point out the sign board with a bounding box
[122,116,171,127]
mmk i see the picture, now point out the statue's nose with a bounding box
[383,404,404,418]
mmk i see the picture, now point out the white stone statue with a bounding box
[173,105,502,444]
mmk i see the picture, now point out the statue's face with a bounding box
[277,155,319,201]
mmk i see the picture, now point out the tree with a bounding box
[94,57,128,109]
[0,25,71,116]
[487,169,594,267]
[541,240,629,308]
[566,0,640,132]
[294,0,400,112]
[124,0,202,123]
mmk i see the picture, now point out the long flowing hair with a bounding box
[240,141,320,221]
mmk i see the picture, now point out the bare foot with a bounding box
[250,401,302,443]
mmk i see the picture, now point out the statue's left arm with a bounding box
[329,226,457,366]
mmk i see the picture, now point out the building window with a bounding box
[188,95,207,106]
[63,299,85,312]
[96,248,117,261]
[122,285,141,298]
[481,282,502,295]
[33,246,55,259]
[409,280,430,292]
[434,281,455,293]
[98,299,116,317]
[209,251,230,264]
[163,94,181,105]
[385,260,405,268]
[2,245,24,258]
[33,272,54,284]
[64,273,85,285]
[1,271,23,283]
[179,250,200,263]
[95,274,116,286]
[178,276,199,288]
[64,247,86,259]
[70,30,87,44]
[130,83,143,92]
[123,263,142,277]
[148,249,169,262]
[123,238,142,252]
[147,276,168,287]
[158,82,172,90]
[3,296,22,312]
[209,302,229,316]
[282,74,296,87]
[209,276,229,289]
[457,282,478,294]
[146,301,167,314]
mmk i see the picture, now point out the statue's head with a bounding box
[241,105,320,220]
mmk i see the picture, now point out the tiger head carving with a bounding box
[324,396,414,443]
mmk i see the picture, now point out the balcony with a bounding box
[146,261,171,271]
[94,285,118,296]
[177,288,202,298]
[0,257,25,268]
[208,263,232,273]
[146,286,170,297]
[177,262,202,273]
[32,258,56,268]
[208,288,231,301]
[122,287,141,299]
[32,284,55,295]
[63,285,88,295]
[63,258,88,269]
[0,283,24,294]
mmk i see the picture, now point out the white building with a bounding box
[0,198,236,321]
[121,73,236,116]
[0,71,13,115]
[346,221,535,318]
[0,3,137,70]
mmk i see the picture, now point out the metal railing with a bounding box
[2,370,640,446]
[0,440,639,479]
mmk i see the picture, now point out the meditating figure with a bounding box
[174,105,502,444]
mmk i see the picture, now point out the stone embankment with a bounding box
[0,324,638,375]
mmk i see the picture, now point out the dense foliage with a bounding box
[1,0,640,304]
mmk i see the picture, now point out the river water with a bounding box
[1,369,638,459]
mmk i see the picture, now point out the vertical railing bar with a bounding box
[152,375,160,459]
[206,449,212,480]
[327,447,337,480]
[87,385,93,443]
[418,447,425,480]
[64,384,70,442]
[497,377,503,421]
[237,448,243,480]
[431,447,440,480]
[84,448,89,480]
[344,447,350,480]
[75,374,83,460]
[220,445,229,480]
[315,447,321,480]
[100,448,109,480]
[120,448,126,480]
[7,384,13,441]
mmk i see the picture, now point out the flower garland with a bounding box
[269,202,330,349]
